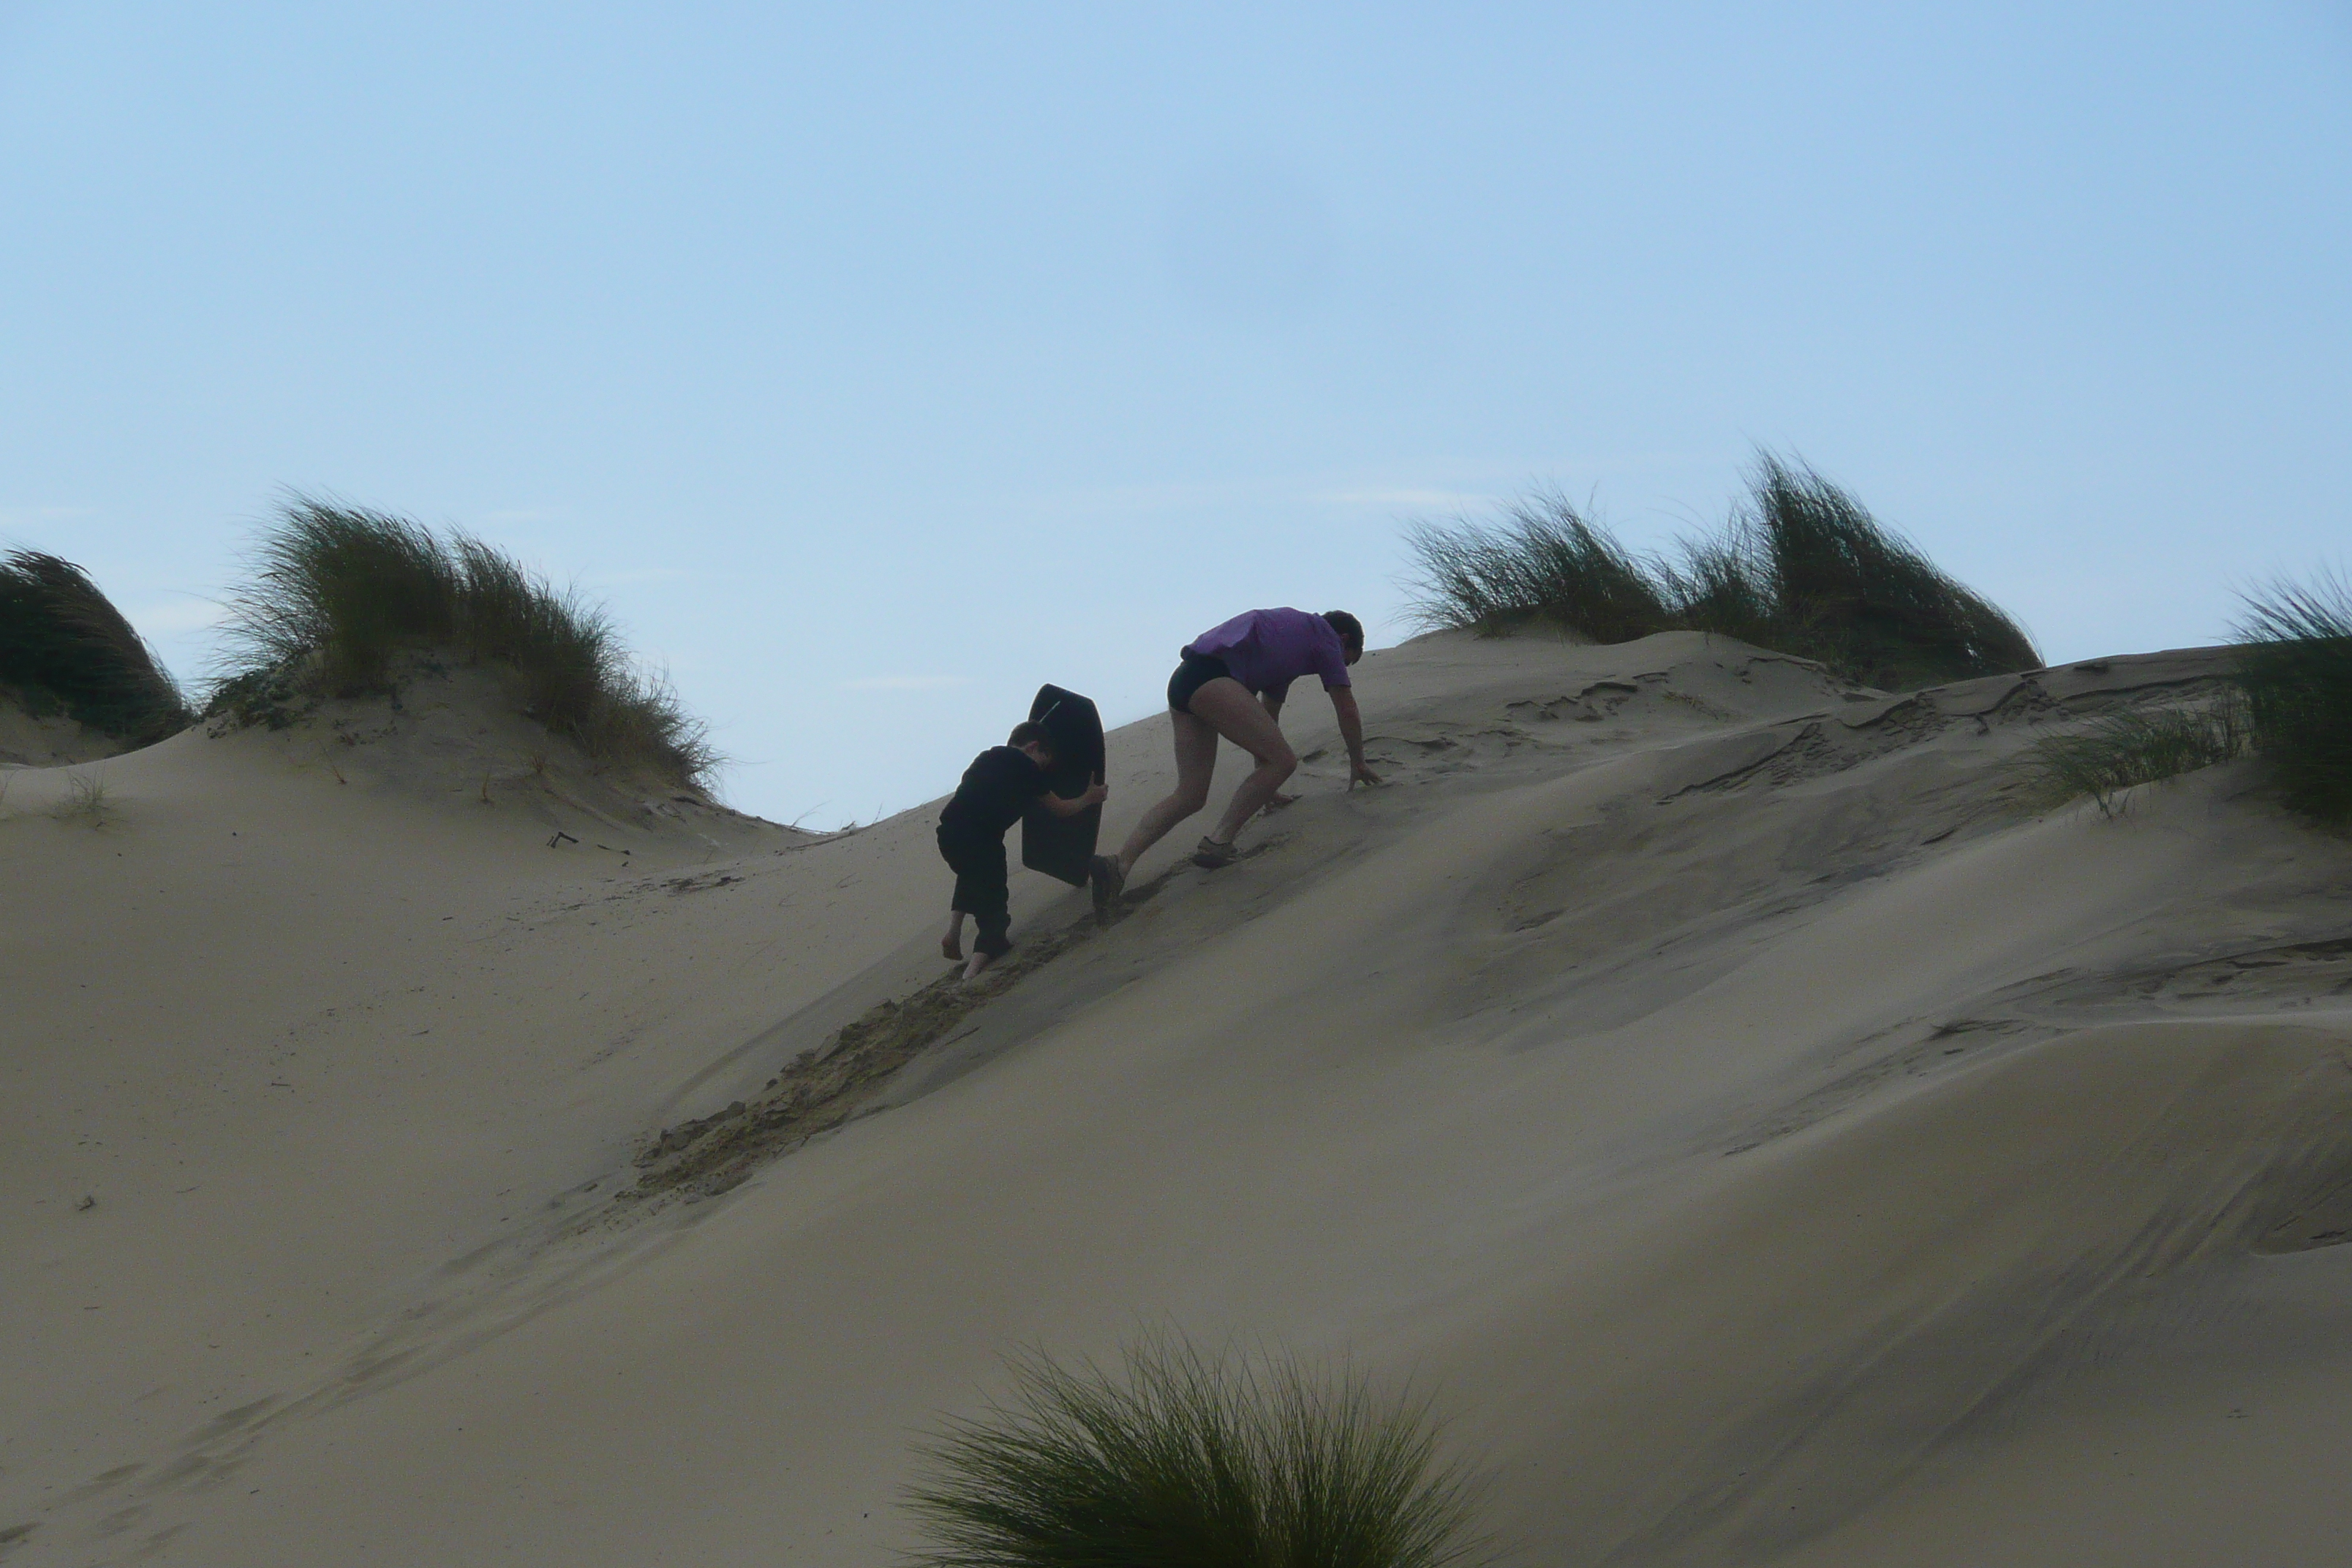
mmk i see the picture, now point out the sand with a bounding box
[4,630,2348,1565]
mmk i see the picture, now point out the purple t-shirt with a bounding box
[1183,608,1352,701]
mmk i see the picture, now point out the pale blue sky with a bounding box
[4,3,2347,825]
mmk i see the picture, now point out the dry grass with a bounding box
[50,770,112,827]
[211,495,715,791]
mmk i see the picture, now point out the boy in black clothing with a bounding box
[938,720,1109,979]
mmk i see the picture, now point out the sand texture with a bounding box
[5,630,2349,1565]
[1,696,129,768]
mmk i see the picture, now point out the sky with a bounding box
[3,2,2347,826]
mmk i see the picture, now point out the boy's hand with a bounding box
[1349,762,1384,788]
[1082,782,1109,806]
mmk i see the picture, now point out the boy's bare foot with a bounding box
[962,949,1000,981]
[941,932,963,962]
[1191,835,1240,870]
[1088,855,1126,923]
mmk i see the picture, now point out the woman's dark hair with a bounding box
[1008,720,1056,756]
[1322,610,1365,654]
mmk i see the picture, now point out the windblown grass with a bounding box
[1733,455,2041,687]
[905,1338,1488,1568]
[2234,569,2352,824]
[1405,490,1673,645]
[0,550,189,745]
[2008,571,2352,825]
[2008,698,2251,818]
[213,495,715,790]
[1403,452,2041,689]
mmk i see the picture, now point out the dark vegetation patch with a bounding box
[1404,452,2040,690]
[0,550,189,745]
[210,495,715,790]
[2234,570,2352,825]
[907,1337,1488,1568]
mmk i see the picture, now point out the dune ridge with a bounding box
[4,628,2348,1566]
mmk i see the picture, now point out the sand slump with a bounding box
[627,920,1104,1203]
[9,629,2352,1567]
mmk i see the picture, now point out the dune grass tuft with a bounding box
[1404,490,1673,646]
[1403,452,2041,690]
[2233,570,2352,825]
[2008,699,2251,818]
[1733,455,2041,687]
[905,1338,1488,1568]
[0,550,190,745]
[2006,570,2352,824]
[50,769,112,826]
[213,495,715,790]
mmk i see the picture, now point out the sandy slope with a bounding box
[1,696,129,768]
[4,632,2349,1566]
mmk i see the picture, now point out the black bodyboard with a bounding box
[1020,684,1105,887]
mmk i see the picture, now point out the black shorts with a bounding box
[936,826,1013,955]
[1166,653,1234,715]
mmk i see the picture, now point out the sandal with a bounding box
[1191,835,1240,870]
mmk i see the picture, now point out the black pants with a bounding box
[1166,652,1233,715]
[937,826,1012,955]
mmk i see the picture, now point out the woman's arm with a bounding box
[1329,687,1380,787]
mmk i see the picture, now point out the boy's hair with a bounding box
[1322,609,1365,655]
[1008,720,1056,757]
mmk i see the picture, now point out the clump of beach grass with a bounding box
[0,550,190,746]
[2008,698,2251,818]
[50,769,113,827]
[1726,455,2040,687]
[211,495,716,791]
[1405,489,1673,645]
[905,1338,1488,1568]
[2233,569,2352,826]
[1403,451,2042,690]
[2004,569,2352,824]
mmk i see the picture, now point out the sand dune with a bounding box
[1,698,129,768]
[4,630,2348,1565]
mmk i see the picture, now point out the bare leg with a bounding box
[940,911,965,962]
[1114,708,1221,876]
[1186,679,1299,846]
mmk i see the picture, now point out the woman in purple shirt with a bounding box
[1090,608,1380,911]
